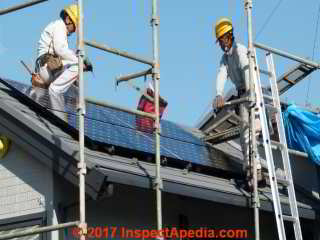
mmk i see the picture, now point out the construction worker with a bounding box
[213,18,264,189]
[33,4,92,117]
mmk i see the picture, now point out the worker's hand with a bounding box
[31,73,49,89]
[214,95,224,109]
[83,56,93,72]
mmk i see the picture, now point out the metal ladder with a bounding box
[253,51,303,240]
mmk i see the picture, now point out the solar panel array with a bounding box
[2,79,219,168]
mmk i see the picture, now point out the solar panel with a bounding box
[0,79,221,169]
[86,101,203,145]
[68,111,211,165]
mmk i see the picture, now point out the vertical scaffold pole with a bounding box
[76,0,87,240]
[151,0,163,237]
[244,0,260,239]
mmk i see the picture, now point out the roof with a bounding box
[0,78,318,219]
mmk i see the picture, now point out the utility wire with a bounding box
[306,2,320,105]
[255,0,284,40]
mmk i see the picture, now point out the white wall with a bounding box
[0,141,55,239]
[0,142,52,219]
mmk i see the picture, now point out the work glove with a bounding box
[83,56,93,72]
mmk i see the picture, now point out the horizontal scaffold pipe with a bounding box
[85,40,154,66]
[0,221,79,240]
[0,0,48,16]
[116,68,152,86]
[86,98,156,120]
[224,96,251,106]
[254,42,320,69]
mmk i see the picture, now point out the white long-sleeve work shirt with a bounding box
[37,19,78,63]
[216,42,250,96]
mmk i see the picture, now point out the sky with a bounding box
[0,0,319,127]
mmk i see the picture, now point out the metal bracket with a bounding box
[77,105,86,115]
[76,49,85,57]
[161,157,168,165]
[131,157,139,165]
[154,121,161,134]
[152,65,160,75]
[182,163,192,175]
[151,16,160,26]
[153,178,163,190]
[77,163,87,175]
[248,95,256,108]
[244,0,253,9]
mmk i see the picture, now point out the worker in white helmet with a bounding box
[213,18,264,189]
[33,4,92,118]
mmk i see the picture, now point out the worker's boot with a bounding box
[244,167,253,192]
[257,168,267,188]
[244,167,266,192]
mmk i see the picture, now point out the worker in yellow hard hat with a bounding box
[213,18,265,190]
[31,4,93,120]
[215,18,234,51]
[60,4,79,36]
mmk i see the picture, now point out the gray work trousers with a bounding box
[239,95,261,171]
[28,86,67,121]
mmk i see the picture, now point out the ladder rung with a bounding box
[265,103,278,112]
[282,215,297,223]
[263,173,291,187]
[271,141,285,149]
[259,68,272,76]
[257,140,285,150]
[263,95,273,101]
[277,177,291,187]
[224,96,250,106]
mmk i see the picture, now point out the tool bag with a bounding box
[32,38,63,89]
[136,88,168,133]
[33,53,62,89]
[42,53,63,75]
[44,39,63,74]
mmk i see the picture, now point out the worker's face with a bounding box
[65,16,76,35]
[218,32,233,53]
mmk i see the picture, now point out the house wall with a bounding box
[0,141,55,239]
[59,184,283,240]
[0,142,53,219]
[50,171,319,240]
[259,146,320,198]
[289,154,320,198]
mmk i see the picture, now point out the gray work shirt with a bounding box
[216,42,250,96]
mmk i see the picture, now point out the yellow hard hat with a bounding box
[64,4,79,27]
[215,18,233,40]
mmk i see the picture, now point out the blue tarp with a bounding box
[283,104,320,165]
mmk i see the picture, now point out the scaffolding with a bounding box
[204,1,320,239]
[0,1,319,240]
[0,0,162,239]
